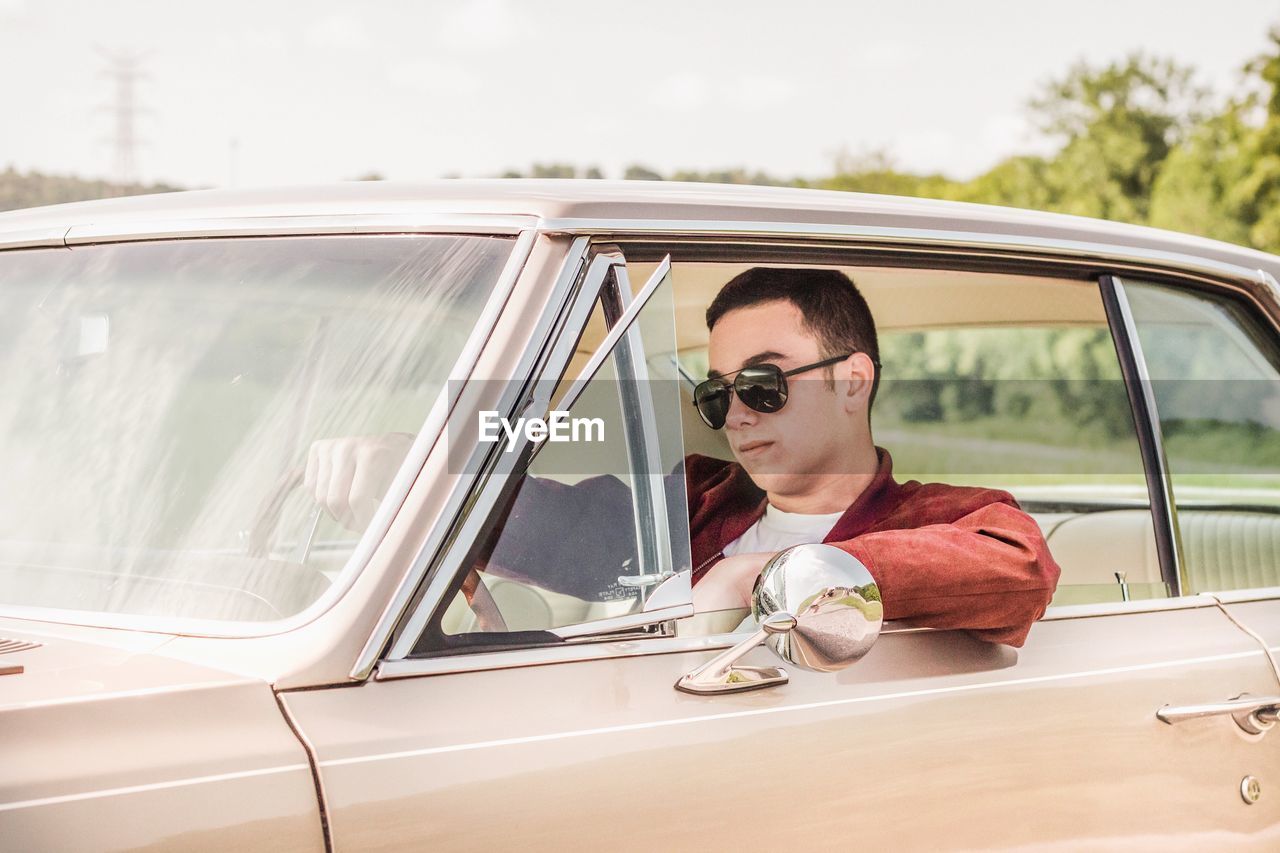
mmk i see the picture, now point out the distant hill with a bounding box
[0,166,182,213]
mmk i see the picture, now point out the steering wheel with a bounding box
[246,465,508,632]
[245,465,309,560]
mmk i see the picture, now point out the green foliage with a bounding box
[0,166,181,213]
[879,326,1134,440]
[1148,108,1255,244]
[1149,28,1280,251]
[499,163,606,179]
[623,164,664,181]
[813,150,958,199]
[667,167,801,187]
[610,33,1280,257]
[949,156,1055,210]
[1022,53,1207,223]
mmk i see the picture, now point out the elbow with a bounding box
[976,552,1061,647]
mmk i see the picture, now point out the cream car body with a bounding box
[1,181,1278,851]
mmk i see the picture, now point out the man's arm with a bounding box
[307,435,693,601]
[833,500,1060,647]
[486,458,695,598]
[694,498,1060,647]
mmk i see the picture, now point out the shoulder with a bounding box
[892,478,1023,522]
[683,453,739,485]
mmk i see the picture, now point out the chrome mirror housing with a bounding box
[676,544,882,695]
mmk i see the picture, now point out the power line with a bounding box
[98,49,148,185]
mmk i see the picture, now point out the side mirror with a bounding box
[675,544,883,695]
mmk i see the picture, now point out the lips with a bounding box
[736,439,773,456]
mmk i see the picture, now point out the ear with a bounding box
[839,352,876,415]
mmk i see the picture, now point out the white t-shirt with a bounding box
[721,503,846,557]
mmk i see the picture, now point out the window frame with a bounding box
[0,227,531,639]
[369,232,1280,681]
[1109,271,1280,598]
[1099,274,1185,597]
[384,246,690,661]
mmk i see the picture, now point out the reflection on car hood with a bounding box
[0,619,258,712]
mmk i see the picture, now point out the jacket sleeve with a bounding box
[483,472,638,600]
[483,459,694,600]
[832,499,1061,647]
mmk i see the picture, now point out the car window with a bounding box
[662,264,1161,609]
[1123,278,1280,593]
[876,317,1161,607]
[416,262,691,649]
[0,235,512,624]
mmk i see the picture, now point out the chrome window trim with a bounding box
[384,249,696,660]
[0,228,536,639]
[0,226,72,251]
[549,603,693,640]
[555,226,1280,346]
[540,218,1275,284]
[1100,275,1185,597]
[567,258,677,599]
[1211,585,1280,604]
[349,235,594,678]
[378,243,614,664]
[608,262,680,605]
[1041,593,1221,619]
[381,249,690,662]
[64,214,534,244]
[376,632,747,679]
[371,595,1228,681]
[0,215,533,252]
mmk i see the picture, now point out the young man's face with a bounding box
[706,299,871,494]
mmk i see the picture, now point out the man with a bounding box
[677,268,1059,646]
[308,268,1061,647]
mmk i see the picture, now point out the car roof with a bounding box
[1,179,1277,282]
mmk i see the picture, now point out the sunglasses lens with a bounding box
[735,367,787,413]
[693,382,730,429]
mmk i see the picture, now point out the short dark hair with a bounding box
[706,267,880,408]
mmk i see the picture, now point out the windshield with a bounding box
[0,233,512,626]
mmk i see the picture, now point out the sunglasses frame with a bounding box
[692,352,872,430]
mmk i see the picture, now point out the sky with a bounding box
[0,0,1277,189]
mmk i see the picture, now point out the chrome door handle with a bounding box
[617,571,673,588]
[1157,695,1280,735]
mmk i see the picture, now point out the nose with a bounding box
[724,389,758,430]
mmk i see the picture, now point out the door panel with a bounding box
[1223,598,1280,662]
[286,604,1280,851]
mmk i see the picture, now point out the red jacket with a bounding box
[687,447,1061,646]
[488,447,1061,647]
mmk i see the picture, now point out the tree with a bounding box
[951,156,1055,210]
[820,149,957,199]
[0,166,181,213]
[1237,27,1280,252]
[1149,27,1280,252]
[623,164,664,181]
[1148,108,1253,245]
[1028,53,1207,223]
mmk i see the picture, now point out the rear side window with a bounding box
[671,265,1161,607]
[1123,279,1280,593]
[868,273,1156,606]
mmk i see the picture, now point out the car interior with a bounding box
[448,259,1280,637]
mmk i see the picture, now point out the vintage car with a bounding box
[1,180,1278,850]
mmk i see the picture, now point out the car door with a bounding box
[284,241,1280,851]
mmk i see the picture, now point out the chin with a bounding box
[739,464,810,495]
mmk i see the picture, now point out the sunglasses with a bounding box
[692,353,877,430]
